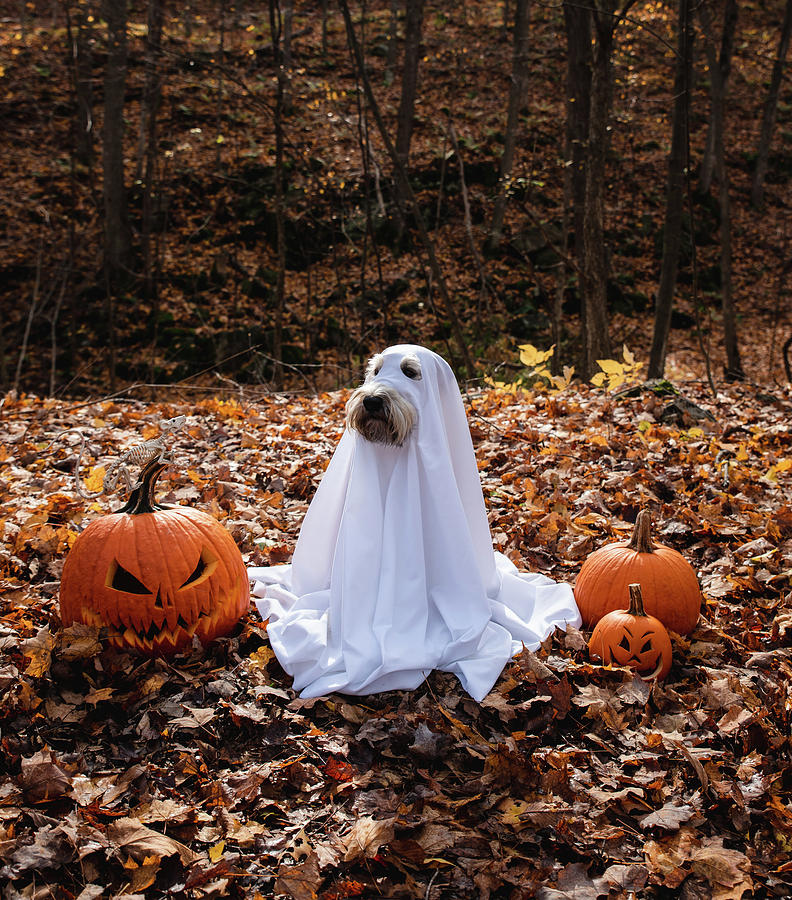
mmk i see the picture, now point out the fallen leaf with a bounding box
[274,851,321,900]
[342,816,395,862]
[107,817,200,866]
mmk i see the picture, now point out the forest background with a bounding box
[1,0,791,396]
[2,1,792,899]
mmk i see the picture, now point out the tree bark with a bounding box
[394,0,424,188]
[270,0,287,389]
[384,0,399,85]
[699,0,737,194]
[751,0,792,207]
[699,0,742,379]
[562,0,591,272]
[581,2,635,377]
[141,0,164,306]
[65,1,95,168]
[488,0,530,250]
[648,0,692,379]
[102,0,131,286]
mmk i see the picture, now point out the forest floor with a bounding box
[2,372,792,898]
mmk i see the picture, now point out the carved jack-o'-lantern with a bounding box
[60,459,249,656]
[588,583,673,680]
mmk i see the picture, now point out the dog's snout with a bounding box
[363,395,384,414]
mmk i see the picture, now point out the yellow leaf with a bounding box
[590,372,607,387]
[622,345,636,366]
[519,343,555,368]
[209,841,226,862]
[84,465,106,493]
[596,359,624,375]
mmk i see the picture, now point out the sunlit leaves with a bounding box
[590,345,645,391]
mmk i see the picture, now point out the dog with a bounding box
[345,350,421,446]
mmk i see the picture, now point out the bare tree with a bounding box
[102,0,131,390]
[269,0,287,389]
[64,0,95,169]
[554,0,592,370]
[488,0,530,251]
[141,0,164,306]
[648,0,693,379]
[102,0,131,285]
[698,0,742,379]
[751,0,792,207]
[699,0,737,194]
[394,0,424,211]
[384,0,399,85]
[578,0,637,377]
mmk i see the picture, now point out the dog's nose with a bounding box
[363,395,384,414]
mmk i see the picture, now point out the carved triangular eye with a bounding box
[619,635,631,652]
[180,557,206,589]
[178,548,218,590]
[640,639,654,654]
[109,561,151,594]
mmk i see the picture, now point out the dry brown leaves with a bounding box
[0,378,791,898]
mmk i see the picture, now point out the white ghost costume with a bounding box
[248,344,581,701]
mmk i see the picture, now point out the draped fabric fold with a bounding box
[249,344,581,701]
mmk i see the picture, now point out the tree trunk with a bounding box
[648,0,693,379]
[384,0,399,86]
[141,0,164,308]
[751,0,792,207]
[699,0,742,379]
[488,0,530,250]
[269,0,287,389]
[562,0,591,288]
[102,0,131,286]
[66,1,95,168]
[699,0,737,194]
[581,2,629,377]
[394,0,424,184]
[282,0,294,108]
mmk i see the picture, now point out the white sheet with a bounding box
[249,344,580,701]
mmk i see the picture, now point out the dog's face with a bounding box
[345,350,422,445]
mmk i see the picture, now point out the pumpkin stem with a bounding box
[117,458,170,514]
[627,511,656,554]
[628,583,647,617]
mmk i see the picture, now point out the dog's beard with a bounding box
[346,384,416,446]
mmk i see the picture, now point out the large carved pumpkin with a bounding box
[574,511,701,634]
[588,583,673,680]
[60,459,249,656]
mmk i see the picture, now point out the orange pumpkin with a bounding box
[574,511,701,634]
[588,583,673,680]
[60,458,249,656]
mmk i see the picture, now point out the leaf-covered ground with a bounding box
[1,378,792,898]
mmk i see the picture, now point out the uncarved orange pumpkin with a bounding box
[588,583,673,680]
[574,511,701,634]
[60,458,249,656]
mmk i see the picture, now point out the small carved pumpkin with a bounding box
[60,459,249,656]
[574,510,701,634]
[588,583,673,680]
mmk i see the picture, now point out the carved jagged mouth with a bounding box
[80,605,227,653]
